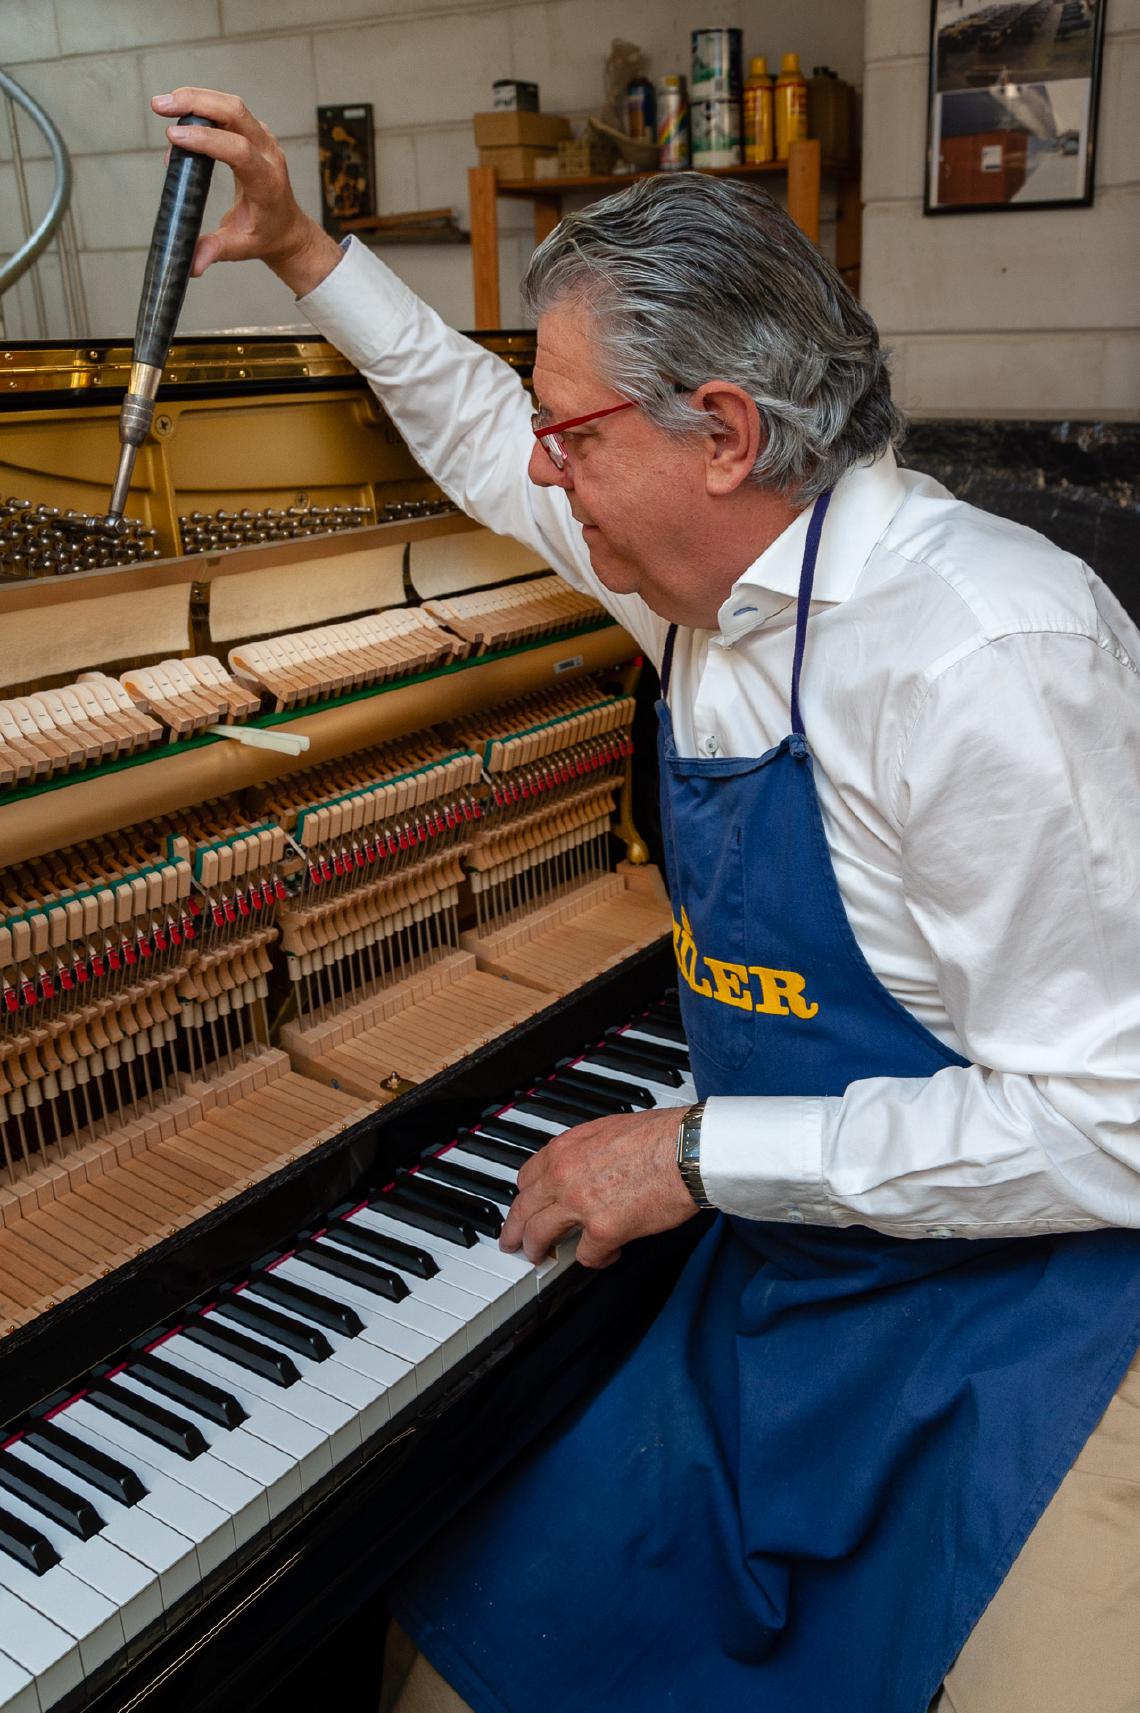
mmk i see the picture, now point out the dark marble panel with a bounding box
[900,420,1139,622]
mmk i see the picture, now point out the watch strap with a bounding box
[676,1101,711,1210]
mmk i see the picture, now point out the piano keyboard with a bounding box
[0,995,694,1713]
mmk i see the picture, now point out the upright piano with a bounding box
[0,336,699,1713]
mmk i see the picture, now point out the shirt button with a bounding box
[785,1207,805,1224]
[702,735,720,757]
[925,1227,953,1239]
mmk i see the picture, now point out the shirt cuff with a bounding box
[700,1095,835,1225]
[297,234,419,371]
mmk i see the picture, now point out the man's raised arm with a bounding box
[149,87,594,584]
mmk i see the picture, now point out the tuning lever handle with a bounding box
[134,113,217,372]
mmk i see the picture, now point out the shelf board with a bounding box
[494,157,858,197]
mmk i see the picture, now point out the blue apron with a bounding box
[392,494,1140,1713]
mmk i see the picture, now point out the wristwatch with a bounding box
[675,1101,712,1209]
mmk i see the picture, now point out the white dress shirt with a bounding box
[301,237,1140,1240]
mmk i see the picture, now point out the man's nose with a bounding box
[528,441,572,490]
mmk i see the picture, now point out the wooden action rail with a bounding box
[0,1047,372,1332]
[228,608,462,712]
[422,574,605,653]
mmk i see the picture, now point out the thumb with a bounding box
[191,230,224,276]
[573,1233,623,1270]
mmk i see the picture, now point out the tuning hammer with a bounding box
[106,113,216,527]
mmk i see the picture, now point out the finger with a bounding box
[190,231,223,277]
[500,1179,558,1252]
[519,1203,579,1266]
[152,88,262,136]
[574,1231,622,1270]
[166,121,257,177]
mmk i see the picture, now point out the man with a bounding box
[153,90,1140,1713]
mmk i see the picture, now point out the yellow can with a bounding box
[775,52,808,161]
[743,56,774,164]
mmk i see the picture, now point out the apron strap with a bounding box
[789,491,833,738]
[660,623,679,700]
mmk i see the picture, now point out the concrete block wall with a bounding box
[0,0,863,340]
[862,0,1140,417]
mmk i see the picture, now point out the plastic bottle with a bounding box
[774,52,808,161]
[807,65,852,162]
[743,56,774,164]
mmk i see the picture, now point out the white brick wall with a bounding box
[0,0,864,338]
[862,0,1140,418]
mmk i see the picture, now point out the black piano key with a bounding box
[631,1014,689,1047]
[473,1115,544,1152]
[324,1220,437,1281]
[605,1029,690,1071]
[513,1091,597,1127]
[0,1448,103,1540]
[535,1081,629,1118]
[180,1320,299,1388]
[0,1504,59,1574]
[654,996,683,1022]
[583,1044,684,1087]
[372,1188,477,1248]
[211,1295,332,1363]
[23,1420,145,1507]
[393,1171,503,1239]
[130,1352,247,1431]
[552,1067,651,1109]
[245,1273,363,1338]
[418,1156,517,1205]
[295,1238,412,1301]
[87,1381,208,1459]
[456,1131,534,1170]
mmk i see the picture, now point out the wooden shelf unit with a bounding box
[467,139,861,326]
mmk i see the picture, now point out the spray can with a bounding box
[656,75,690,170]
[626,77,656,141]
[775,52,808,161]
[743,56,774,164]
[691,99,742,168]
[690,28,743,99]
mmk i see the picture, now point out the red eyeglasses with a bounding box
[531,400,636,471]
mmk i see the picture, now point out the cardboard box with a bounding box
[473,111,572,149]
[477,143,559,179]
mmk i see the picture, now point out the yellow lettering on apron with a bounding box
[750,966,820,1019]
[705,958,754,1011]
[673,911,712,998]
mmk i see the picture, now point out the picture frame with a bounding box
[924,0,1106,214]
[318,104,376,236]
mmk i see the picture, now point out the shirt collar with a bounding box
[715,449,908,643]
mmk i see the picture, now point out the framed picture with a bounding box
[318,104,376,235]
[925,0,1106,214]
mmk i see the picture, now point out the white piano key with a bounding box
[193,1319,392,1444]
[315,1234,499,1352]
[6,1440,198,1613]
[0,1586,82,1711]
[65,1398,266,1554]
[275,1258,447,1389]
[441,1146,520,1186]
[0,1524,125,1677]
[48,1411,234,1581]
[491,1107,565,1136]
[110,1371,302,1524]
[568,1058,694,1107]
[0,1647,39,1713]
[351,1204,532,1313]
[152,1334,360,1469]
[0,1485,162,1652]
[227,1295,418,1419]
[65,1396,267,1548]
[149,1335,333,1496]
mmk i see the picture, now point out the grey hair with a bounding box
[521,173,905,504]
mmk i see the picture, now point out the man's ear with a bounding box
[692,382,762,496]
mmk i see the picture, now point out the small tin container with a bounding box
[656,75,690,170]
[625,76,656,141]
[691,98,743,168]
[691,27,743,99]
